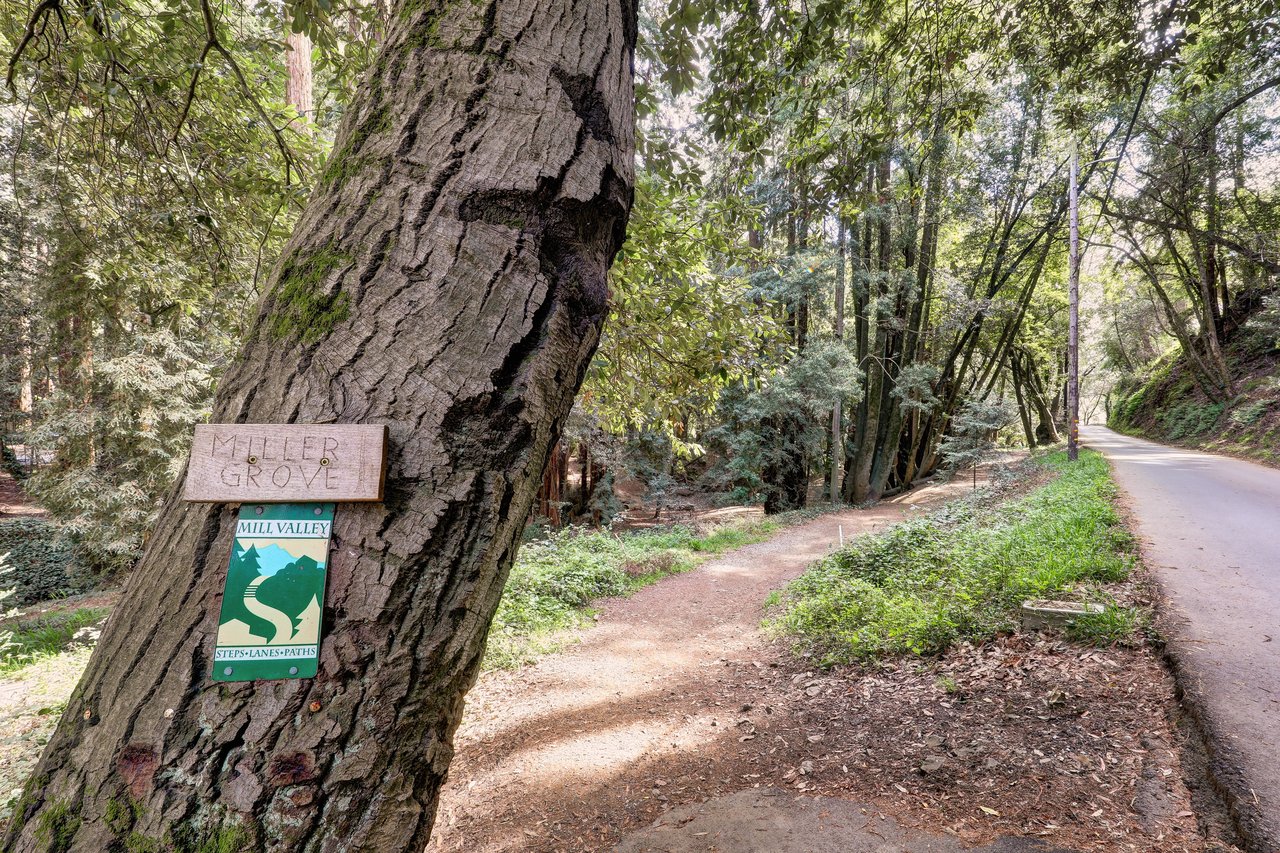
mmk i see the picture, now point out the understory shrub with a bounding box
[0,519,89,606]
[1157,400,1224,439]
[0,606,107,675]
[767,450,1132,663]
[1229,399,1272,427]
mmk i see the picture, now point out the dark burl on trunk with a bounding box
[4,0,635,849]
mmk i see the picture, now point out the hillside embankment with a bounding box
[1109,335,1279,468]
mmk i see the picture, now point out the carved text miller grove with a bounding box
[183,424,387,503]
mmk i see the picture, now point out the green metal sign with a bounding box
[212,503,334,681]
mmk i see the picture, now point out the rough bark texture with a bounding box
[284,24,314,131]
[5,0,635,850]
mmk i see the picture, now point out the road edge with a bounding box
[1150,602,1279,853]
[1089,438,1276,852]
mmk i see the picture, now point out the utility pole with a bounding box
[1067,148,1120,462]
[1067,143,1080,461]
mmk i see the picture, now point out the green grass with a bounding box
[1,607,108,676]
[1066,603,1140,647]
[765,450,1134,664]
[485,520,778,669]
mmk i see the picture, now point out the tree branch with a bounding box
[169,39,214,147]
[1209,74,1280,130]
[6,0,63,93]
[200,0,298,185]
[1098,202,1280,277]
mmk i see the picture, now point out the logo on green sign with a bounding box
[213,503,334,681]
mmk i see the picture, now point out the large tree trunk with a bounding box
[5,0,635,850]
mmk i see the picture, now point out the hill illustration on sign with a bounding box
[212,503,335,680]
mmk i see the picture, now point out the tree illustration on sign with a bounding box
[255,555,324,637]
[221,543,276,641]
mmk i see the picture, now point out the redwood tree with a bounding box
[4,0,635,849]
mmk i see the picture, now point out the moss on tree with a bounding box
[269,244,353,345]
[34,800,79,853]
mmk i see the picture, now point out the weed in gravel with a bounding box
[767,450,1133,664]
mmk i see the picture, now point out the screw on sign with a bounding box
[182,424,387,682]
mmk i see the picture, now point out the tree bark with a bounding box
[6,0,635,850]
[284,15,314,133]
[1010,351,1036,449]
[829,217,845,503]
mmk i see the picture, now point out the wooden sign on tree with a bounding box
[182,423,387,503]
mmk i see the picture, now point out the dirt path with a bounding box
[429,502,913,850]
[0,471,43,518]
[428,472,1076,852]
[428,459,1235,853]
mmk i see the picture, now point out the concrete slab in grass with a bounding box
[1020,599,1104,631]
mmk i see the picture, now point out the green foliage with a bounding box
[2,445,26,481]
[1247,294,1280,350]
[0,519,86,605]
[24,329,214,576]
[767,451,1132,663]
[1157,400,1225,440]
[938,399,1017,473]
[0,606,108,676]
[1108,352,1182,433]
[1,0,352,577]
[584,172,779,446]
[487,521,776,669]
[703,339,863,504]
[587,471,623,526]
[1229,399,1272,427]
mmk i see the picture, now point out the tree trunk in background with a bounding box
[6,0,635,850]
[898,131,945,485]
[761,196,809,514]
[829,218,845,503]
[1196,125,1233,395]
[284,20,314,132]
[50,241,95,470]
[1010,350,1037,448]
[17,293,34,419]
[538,441,564,527]
[846,152,891,503]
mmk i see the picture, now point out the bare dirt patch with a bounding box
[0,648,93,821]
[0,472,43,519]
[429,461,1237,852]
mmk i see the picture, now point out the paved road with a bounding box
[1082,425,1280,849]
